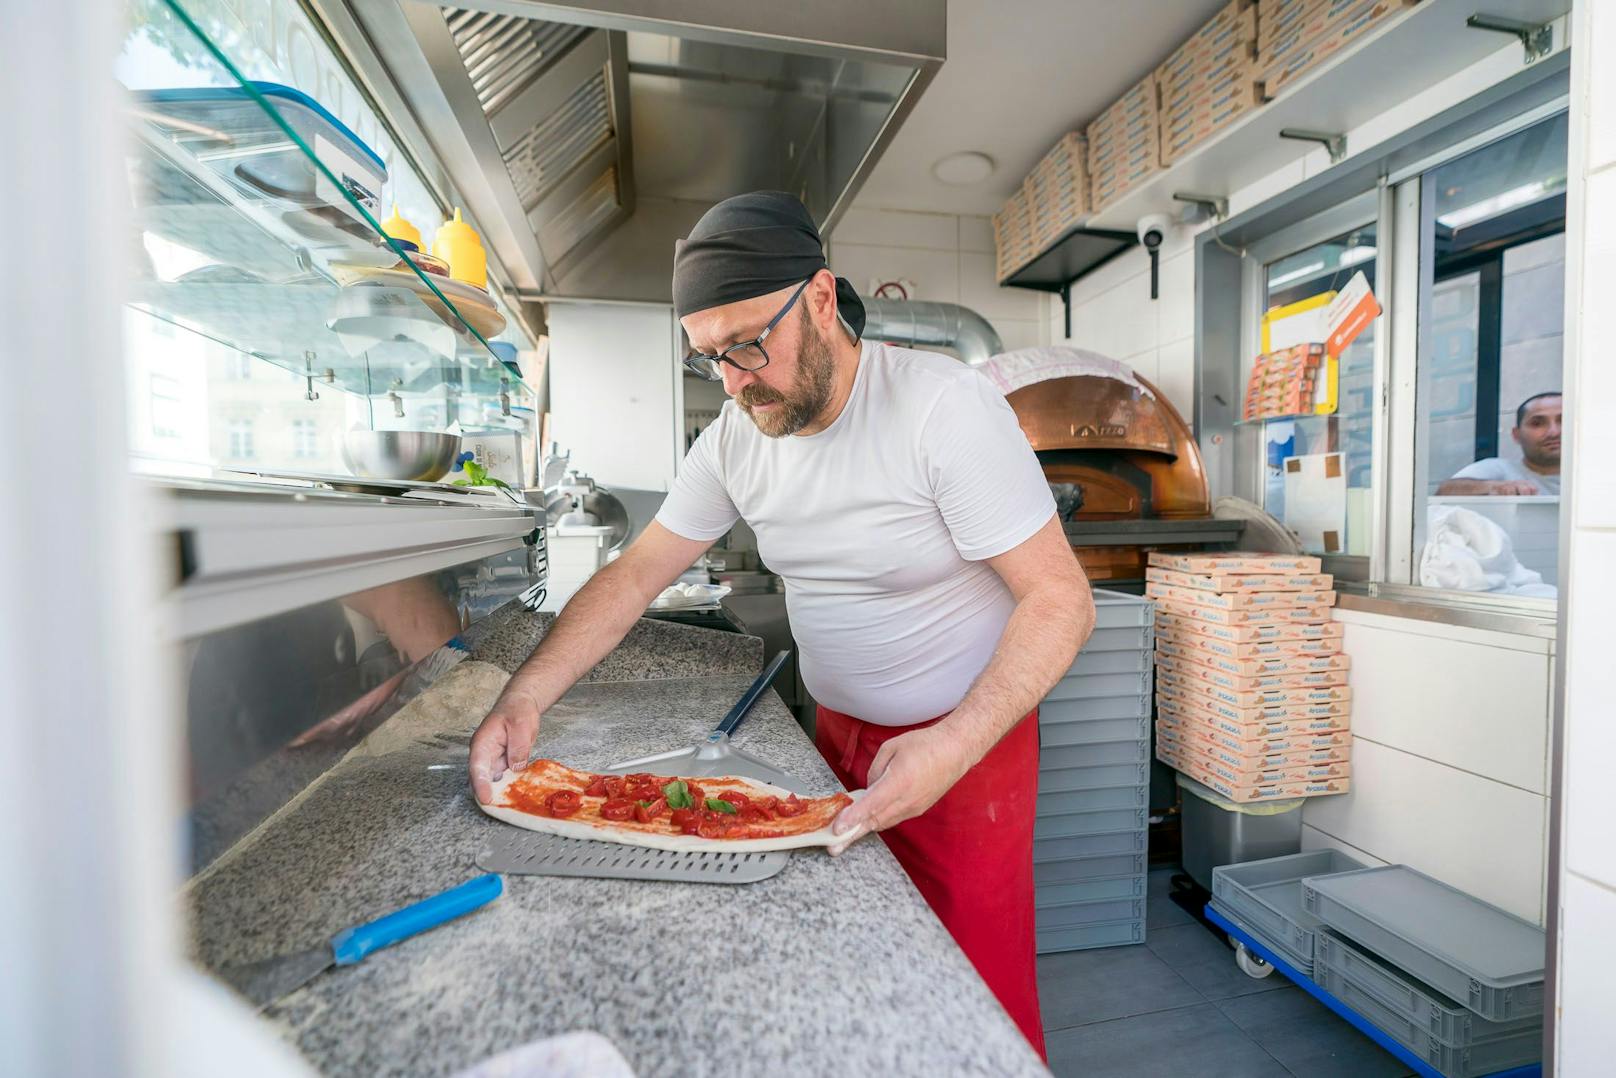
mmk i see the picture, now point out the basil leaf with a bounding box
[662,780,691,810]
[705,798,737,815]
[637,800,651,808]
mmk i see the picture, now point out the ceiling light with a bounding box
[1268,260,1326,287]
[931,151,995,186]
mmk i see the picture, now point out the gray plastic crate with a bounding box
[1037,917,1145,954]
[1032,850,1147,882]
[1315,931,1544,1047]
[1035,872,1146,907]
[1210,899,1314,973]
[1046,669,1152,701]
[1041,695,1152,724]
[1042,739,1149,770]
[1040,762,1149,791]
[1086,624,1154,653]
[1034,828,1147,863]
[1038,896,1146,928]
[1035,807,1148,840]
[1316,962,1544,1076]
[1038,784,1147,816]
[1069,648,1153,676]
[1092,589,1153,628]
[1302,866,1546,1022]
[1042,715,1149,748]
[1211,850,1368,967]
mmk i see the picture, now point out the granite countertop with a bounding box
[190,613,1047,1078]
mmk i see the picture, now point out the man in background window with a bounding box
[1437,392,1561,496]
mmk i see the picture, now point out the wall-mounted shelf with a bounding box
[1000,0,1569,315]
[1085,0,1570,234]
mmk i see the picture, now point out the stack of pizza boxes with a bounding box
[1156,0,1261,167]
[1145,551,1351,803]
[1257,0,1421,99]
[1244,342,1326,420]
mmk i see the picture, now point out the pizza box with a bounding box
[1149,597,1336,628]
[1157,737,1352,785]
[1157,670,1353,709]
[1157,681,1353,723]
[1157,695,1352,738]
[1155,611,1342,644]
[1157,744,1351,802]
[1155,626,1342,660]
[1155,715,1352,766]
[1146,566,1335,594]
[1158,724,1351,776]
[1156,639,1352,677]
[1149,552,1324,575]
[1155,653,1349,692]
[1145,582,1337,611]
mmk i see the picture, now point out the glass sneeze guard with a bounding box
[123,0,531,406]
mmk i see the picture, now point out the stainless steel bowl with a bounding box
[341,430,463,482]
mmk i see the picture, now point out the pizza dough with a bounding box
[480,763,860,854]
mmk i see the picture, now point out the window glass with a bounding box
[1417,115,1566,597]
[1259,223,1377,558]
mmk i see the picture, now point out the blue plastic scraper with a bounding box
[218,873,502,1010]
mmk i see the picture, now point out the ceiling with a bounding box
[853,0,1229,216]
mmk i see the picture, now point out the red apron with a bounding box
[815,704,1045,1060]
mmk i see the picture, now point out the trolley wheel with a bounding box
[1234,941,1275,979]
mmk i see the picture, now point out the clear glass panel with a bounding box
[1415,115,1566,597]
[120,0,533,478]
[1258,222,1378,558]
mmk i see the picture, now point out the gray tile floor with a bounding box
[1040,867,1415,1078]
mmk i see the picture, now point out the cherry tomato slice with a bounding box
[752,796,778,819]
[545,790,582,818]
[599,798,635,821]
[602,777,626,799]
[696,819,725,839]
[718,791,750,810]
[634,796,668,824]
[583,776,608,797]
[739,806,766,824]
[685,782,705,804]
[669,808,697,833]
[774,795,806,818]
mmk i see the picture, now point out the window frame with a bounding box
[1204,81,1569,624]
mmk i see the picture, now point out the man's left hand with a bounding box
[826,723,976,855]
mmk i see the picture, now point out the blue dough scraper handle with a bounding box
[330,873,502,965]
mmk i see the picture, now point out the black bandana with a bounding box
[672,190,865,340]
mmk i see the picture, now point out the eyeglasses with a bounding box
[682,277,812,382]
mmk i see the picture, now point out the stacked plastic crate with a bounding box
[1145,551,1352,803]
[1034,589,1154,953]
[1213,855,1546,1076]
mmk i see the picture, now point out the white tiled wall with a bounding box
[826,207,1050,354]
[1557,0,1616,1066]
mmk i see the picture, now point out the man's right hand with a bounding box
[1487,480,1540,495]
[469,689,541,804]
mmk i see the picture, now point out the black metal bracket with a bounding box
[1279,127,1347,164]
[1466,13,1554,64]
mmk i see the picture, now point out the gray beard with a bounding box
[741,312,837,438]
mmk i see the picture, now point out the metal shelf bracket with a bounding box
[1279,127,1347,164]
[1465,13,1554,64]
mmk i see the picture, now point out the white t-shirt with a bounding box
[657,341,1056,726]
[1451,456,1560,495]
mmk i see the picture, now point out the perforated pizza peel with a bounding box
[474,652,805,884]
[604,650,805,792]
[475,828,790,883]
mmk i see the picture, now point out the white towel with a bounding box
[1419,506,1556,597]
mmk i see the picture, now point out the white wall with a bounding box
[1554,0,1616,1070]
[827,207,1050,353]
[1300,610,1555,924]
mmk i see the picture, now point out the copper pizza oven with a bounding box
[982,348,1235,582]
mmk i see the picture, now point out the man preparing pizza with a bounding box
[469,190,1094,1056]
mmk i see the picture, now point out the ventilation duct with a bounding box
[861,299,1005,367]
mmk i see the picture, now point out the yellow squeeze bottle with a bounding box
[432,207,487,289]
[380,204,421,248]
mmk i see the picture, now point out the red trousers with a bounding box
[815,704,1045,1059]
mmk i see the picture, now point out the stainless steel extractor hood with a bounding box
[333,0,944,304]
